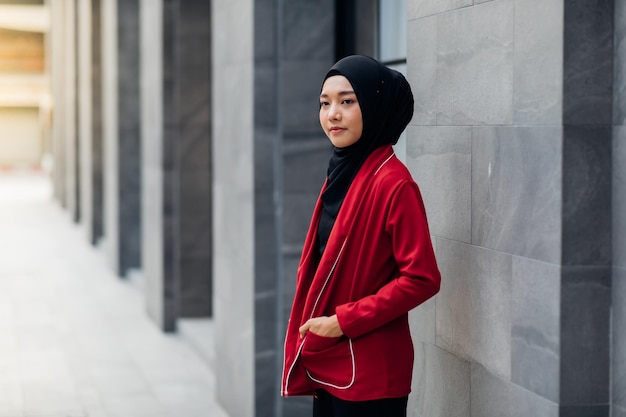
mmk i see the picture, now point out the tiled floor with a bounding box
[0,174,228,417]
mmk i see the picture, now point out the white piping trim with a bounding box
[374,152,395,176]
[305,338,356,390]
[309,239,346,320]
[283,238,347,395]
[283,334,307,396]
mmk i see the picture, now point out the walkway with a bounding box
[0,173,228,417]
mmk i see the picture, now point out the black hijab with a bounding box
[317,55,414,254]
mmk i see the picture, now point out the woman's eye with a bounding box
[319,101,329,107]
[342,99,354,105]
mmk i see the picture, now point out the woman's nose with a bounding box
[329,105,341,120]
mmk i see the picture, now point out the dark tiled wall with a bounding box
[91,0,103,245]
[613,1,626,416]
[177,0,212,318]
[140,0,212,330]
[117,0,141,276]
[560,1,614,416]
[252,1,333,416]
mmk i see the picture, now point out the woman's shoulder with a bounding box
[373,155,415,187]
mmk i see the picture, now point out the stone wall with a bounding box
[406,1,563,415]
[613,1,626,416]
[406,1,618,416]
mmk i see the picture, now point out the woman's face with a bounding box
[319,75,363,148]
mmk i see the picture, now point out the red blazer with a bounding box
[281,145,441,401]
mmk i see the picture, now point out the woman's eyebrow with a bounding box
[319,90,356,98]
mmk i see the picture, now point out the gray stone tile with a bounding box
[467,245,512,379]
[282,192,320,248]
[408,0,472,20]
[178,258,212,317]
[560,266,611,405]
[407,16,437,126]
[0,383,22,415]
[254,352,277,417]
[178,57,211,129]
[212,0,253,66]
[254,128,277,195]
[254,65,278,129]
[281,254,301,317]
[100,393,164,416]
[283,0,334,60]
[434,240,472,361]
[407,126,471,243]
[511,256,560,402]
[615,0,626,125]
[282,396,312,417]
[409,297,436,344]
[513,0,563,124]
[409,342,470,417]
[282,137,331,194]
[563,0,615,125]
[254,0,276,62]
[615,404,626,417]
[615,126,626,269]
[178,127,211,170]
[254,292,277,354]
[89,367,149,395]
[562,126,612,266]
[0,175,228,414]
[471,363,558,417]
[559,405,610,417]
[613,266,626,410]
[472,126,562,264]
[254,195,277,296]
[282,60,332,136]
[436,1,513,125]
[211,2,256,402]
[179,169,211,254]
[435,239,512,378]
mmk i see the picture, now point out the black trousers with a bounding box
[312,390,408,417]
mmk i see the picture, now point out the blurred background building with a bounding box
[0,0,50,170]
[2,0,624,416]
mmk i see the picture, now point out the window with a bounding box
[378,0,408,162]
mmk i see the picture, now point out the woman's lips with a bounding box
[330,127,345,133]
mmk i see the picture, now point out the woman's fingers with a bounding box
[298,315,343,338]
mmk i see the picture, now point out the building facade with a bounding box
[49,0,625,416]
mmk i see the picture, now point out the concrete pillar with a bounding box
[212,0,254,415]
[213,0,333,415]
[78,0,104,245]
[140,0,212,331]
[64,0,79,222]
[102,0,141,276]
[50,0,66,204]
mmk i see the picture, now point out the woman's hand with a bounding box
[299,314,344,338]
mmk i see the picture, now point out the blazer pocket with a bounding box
[300,332,356,390]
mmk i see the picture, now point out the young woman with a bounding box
[281,55,441,417]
